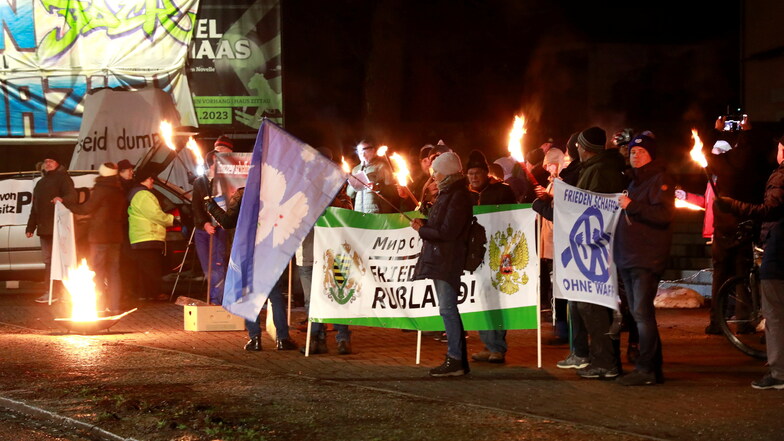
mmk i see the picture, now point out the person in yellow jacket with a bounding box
[127,172,176,301]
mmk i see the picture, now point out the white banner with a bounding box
[69,89,197,191]
[553,180,622,310]
[51,202,77,281]
[310,205,540,331]
[0,174,97,227]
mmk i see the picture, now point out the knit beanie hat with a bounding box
[711,140,732,155]
[214,135,234,151]
[577,127,606,153]
[117,159,134,171]
[465,149,489,172]
[628,134,657,159]
[44,150,61,165]
[525,148,545,166]
[565,132,580,160]
[431,151,462,176]
[99,162,118,177]
[543,147,565,168]
[419,144,434,159]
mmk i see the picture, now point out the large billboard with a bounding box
[0,0,282,139]
[0,0,200,137]
[187,0,282,131]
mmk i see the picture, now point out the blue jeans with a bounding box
[619,267,663,374]
[90,243,121,311]
[245,277,290,341]
[478,330,507,353]
[433,279,466,361]
[195,228,227,304]
[299,265,351,342]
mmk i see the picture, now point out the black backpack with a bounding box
[464,216,487,272]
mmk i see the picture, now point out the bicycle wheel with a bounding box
[716,275,767,360]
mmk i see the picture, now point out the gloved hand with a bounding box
[714,196,733,211]
[674,189,686,200]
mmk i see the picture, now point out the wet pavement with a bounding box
[0,281,780,441]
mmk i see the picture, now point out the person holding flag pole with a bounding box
[192,151,228,305]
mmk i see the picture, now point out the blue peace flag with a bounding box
[552,179,623,310]
[222,120,347,321]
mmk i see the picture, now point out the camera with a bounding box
[723,119,741,131]
[722,108,745,132]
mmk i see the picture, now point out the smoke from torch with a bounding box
[508,115,526,162]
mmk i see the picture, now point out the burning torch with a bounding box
[342,155,414,221]
[689,129,718,196]
[507,114,541,187]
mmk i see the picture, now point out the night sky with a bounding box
[281,0,748,170]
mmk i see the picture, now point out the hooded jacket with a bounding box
[413,176,473,291]
[614,160,675,273]
[26,165,77,236]
[575,149,628,194]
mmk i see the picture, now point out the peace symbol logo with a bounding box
[560,206,612,283]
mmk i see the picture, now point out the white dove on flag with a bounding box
[256,163,309,247]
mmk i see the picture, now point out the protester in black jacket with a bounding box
[26,152,77,303]
[716,136,784,390]
[464,150,516,364]
[412,152,473,377]
[66,163,128,313]
[615,135,674,386]
[703,115,775,335]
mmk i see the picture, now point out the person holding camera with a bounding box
[703,114,774,335]
[714,135,784,390]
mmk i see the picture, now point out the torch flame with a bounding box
[159,121,176,151]
[341,156,351,174]
[389,153,411,186]
[675,198,705,211]
[186,137,205,175]
[689,129,707,168]
[377,145,388,157]
[62,259,99,322]
[508,115,526,163]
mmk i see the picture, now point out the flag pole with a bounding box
[345,172,413,221]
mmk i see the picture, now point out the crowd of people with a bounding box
[25,118,783,390]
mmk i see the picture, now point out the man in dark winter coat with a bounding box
[615,134,674,386]
[715,136,784,390]
[66,163,127,313]
[412,152,474,377]
[704,115,773,335]
[558,127,627,380]
[26,151,77,303]
[465,149,516,363]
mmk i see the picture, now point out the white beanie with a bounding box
[712,140,732,155]
[99,162,118,177]
[431,152,462,176]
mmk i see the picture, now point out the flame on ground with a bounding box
[508,115,526,163]
[689,129,707,168]
[62,259,99,322]
[389,153,411,186]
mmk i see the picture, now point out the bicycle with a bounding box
[716,239,767,360]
